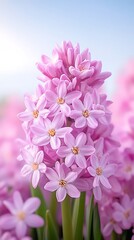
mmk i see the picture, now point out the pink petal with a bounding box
[23,197,40,213]
[80,145,95,156]
[57,146,70,157]
[32,135,50,146]
[64,133,75,147]
[113,211,122,222]
[100,175,111,189]
[93,186,102,201]
[57,81,67,98]
[53,113,64,129]
[45,168,59,180]
[84,93,92,109]
[13,191,23,210]
[0,214,16,229]
[31,125,46,135]
[36,94,46,110]
[65,172,78,183]
[57,127,72,137]
[103,222,113,236]
[17,111,32,122]
[56,187,66,202]
[32,170,40,188]
[39,109,50,118]
[76,154,87,168]
[87,116,98,129]
[90,154,99,168]
[21,149,33,164]
[103,164,116,177]
[72,99,84,111]
[21,164,32,177]
[70,110,81,118]
[44,181,59,191]
[88,166,96,176]
[65,154,75,167]
[50,136,61,149]
[24,96,35,111]
[45,90,57,102]
[60,103,71,116]
[76,132,86,147]
[66,184,80,198]
[93,176,100,187]
[25,214,44,227]
[39,163,46,173]
[16,221,27,238]
[91,110,105,117]
[75,116,86,128]
[35,151,44,164]
[65,91,81,103]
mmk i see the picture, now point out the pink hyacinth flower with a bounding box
[113,194,134,229]
[44,161,80,202]
[31,113,72,149]
[0,191,44,238]
[57,132,95,168]
[45,81,81,116]
[88,154,116,189]
[21,149,46,188]
[17,95,49,123]
[70,92,105,129]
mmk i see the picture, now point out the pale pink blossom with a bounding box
[17,95,49,123]
[31,113,72,149]
[88,154,116,189]
[21,149,46,188]
[70,92,105,129]
[0,191,44,238]
[57,132,95,168]
[44,162,80,202]
[45,81,81,116]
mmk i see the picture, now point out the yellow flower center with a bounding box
[57,97,65,104]
[32,163,38,170]
[82,110,89,118]
[33,109,39,118]
[59,179,67,187]
[96,167,103,175]
[72,146,79,155]
[48,129,56,137]
[17,211,26,220]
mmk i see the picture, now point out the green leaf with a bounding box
[93,203,102,240]
[86,195,94,240]
[31,186,47,240]
[45,210,59,240]
[72,192,86,240]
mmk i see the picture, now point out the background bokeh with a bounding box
[0,0,134,99]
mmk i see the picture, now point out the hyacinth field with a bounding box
[0,41,134,240]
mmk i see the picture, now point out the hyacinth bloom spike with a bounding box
[21,149,46,188]
[57,132,95,168]
[44,162,80,202]
[17,95,50,123]
[0,191,44,238]
[32,113,72,149]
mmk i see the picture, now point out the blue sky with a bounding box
[0,0,134,99]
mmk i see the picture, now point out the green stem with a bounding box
[111,231,117,240]
[61,196,73,240]
[49,192,57,224]
[86,195,94,240]
[72,192,86,240]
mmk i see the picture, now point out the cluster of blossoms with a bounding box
[98,61,134,239]
[17,41,118,204]
[0,98,44,239]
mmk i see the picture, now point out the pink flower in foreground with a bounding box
[21,149,46,188]
[31,113,72,149]
[113,194,134,229]
[0,191,44,238]
[88,154,116,189]
[57,132,95,168]
[44,162,80,202]
[17,95,49,123]
[70,92,105,129]
[45,81,81,116]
